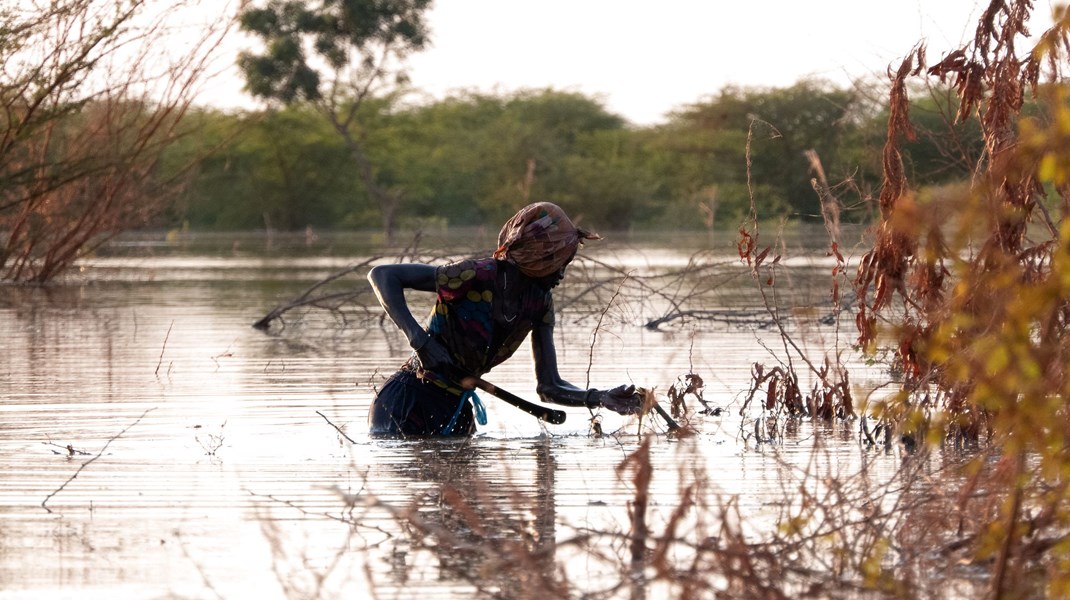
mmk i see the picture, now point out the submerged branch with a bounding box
[644,308,776,331]
[253,259,378,330]
[41,407,156,513]
[316,410,357,445]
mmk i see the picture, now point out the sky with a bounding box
[199,0,1060,125]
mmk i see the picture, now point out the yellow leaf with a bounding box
[985,345,1009,375]
[1038,153,1059,183]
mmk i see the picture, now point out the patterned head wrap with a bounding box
[493,202,600,278]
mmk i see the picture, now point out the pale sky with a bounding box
[198,0,1060,125]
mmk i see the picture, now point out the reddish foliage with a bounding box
[854,0,1070,434]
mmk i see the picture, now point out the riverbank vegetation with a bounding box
[850,4,1070,596]
[733,2,1070,595]
[0,0,230,283]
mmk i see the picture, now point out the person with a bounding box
[367,202,641,436]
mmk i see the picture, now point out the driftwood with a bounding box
[252,231,459,330]
[252,258,379,330]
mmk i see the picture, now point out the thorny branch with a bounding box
[0,0,234,283]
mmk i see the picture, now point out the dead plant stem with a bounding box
[41,407,156,513]
[155,320,173,376]
[317,410,357,445]
[585,272,630,389]
[992,451,1026,599]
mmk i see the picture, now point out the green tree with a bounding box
[557,128,657,229]
[172,107,363,230]
[469,89,629,224]
[238,0,432,243]
[661,81,864,225]
[361,93,504,227]
[372,89,633,229]
[641,113,755,228]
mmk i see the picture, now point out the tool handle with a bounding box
[472,378,567,424]
[445,367,567,425]
[652,401,681,431]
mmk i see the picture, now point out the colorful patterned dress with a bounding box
[369,258,554,436]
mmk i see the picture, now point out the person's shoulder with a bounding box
[435,257,497,293]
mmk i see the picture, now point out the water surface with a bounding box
[0,227,905,599]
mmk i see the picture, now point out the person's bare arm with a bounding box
[367,263,452,370]
[531,322,639,415]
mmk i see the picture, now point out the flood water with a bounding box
[0,226,919,599]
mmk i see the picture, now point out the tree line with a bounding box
[0,0,992,284]
[165,80,986,235]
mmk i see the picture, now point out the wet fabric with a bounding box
[424,257,554,377]
[369,368,476,437]
[370,258,555,436]
[493,202,600,278]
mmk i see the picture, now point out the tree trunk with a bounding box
[380,194,397,246]
[329,115,397,245]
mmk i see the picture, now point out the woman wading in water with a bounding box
[368,202,640,436]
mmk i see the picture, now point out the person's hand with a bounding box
[413,334,453,373]
[591,384,640,415]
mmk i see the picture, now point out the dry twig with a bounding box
[41,407,156,513]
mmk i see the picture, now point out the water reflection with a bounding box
[364,438,563,596]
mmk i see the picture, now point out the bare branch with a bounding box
[41,407,156,513]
